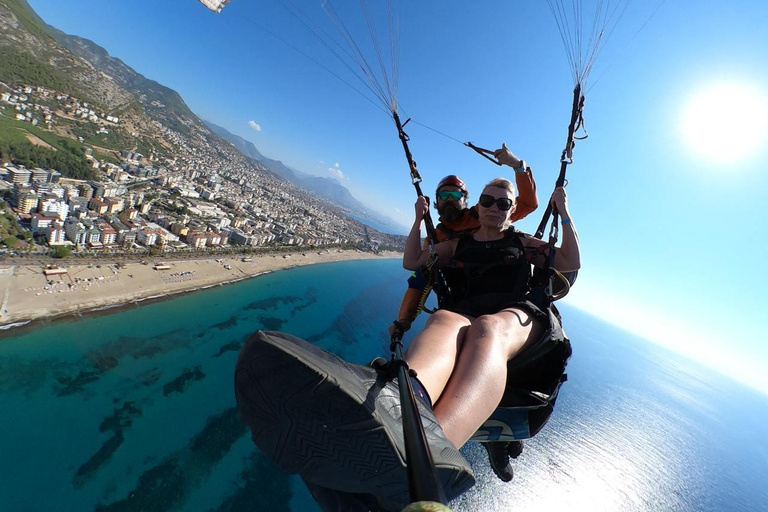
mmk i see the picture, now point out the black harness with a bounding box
[442,230,532,315]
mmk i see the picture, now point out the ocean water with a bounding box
[0,259,766,512]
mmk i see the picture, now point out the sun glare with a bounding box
[681,82,768,163]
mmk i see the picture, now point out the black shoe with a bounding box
[507,440,523,459]
[235,331,475,511]
[482,442,513,482]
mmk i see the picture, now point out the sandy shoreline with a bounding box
[0,249,400,330]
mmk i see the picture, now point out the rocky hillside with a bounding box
[0,0,407,238]
[0,0,134,111]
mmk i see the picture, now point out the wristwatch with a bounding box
[513,160,527,173]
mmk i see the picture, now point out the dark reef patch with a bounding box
[87,354,119,372]
[52,330,190,395]
[56,370,102,396]
[189,407,248,465]
[99,402,143,433]
[306,281,395,353]
[163,366,206,396]
[289,286,319,316]
[256,316,285,331]
[138,367,163,386]
[243,295,301,311]
[95,459,186,512]
[211,316,239,330]
[214,340,242,358]
[96,407,250,511]
[89,329,190,362]
[212,452,292,512]
[73,402,143,488]
[73,432,124,488]
[0,355,53,394]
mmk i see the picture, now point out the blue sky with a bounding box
[25,0,768,394]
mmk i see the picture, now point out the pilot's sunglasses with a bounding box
[478,194,514,211]
[437,190,464,201]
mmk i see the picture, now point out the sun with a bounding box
[680,82,768,163]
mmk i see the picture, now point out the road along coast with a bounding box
[0,249,400,330]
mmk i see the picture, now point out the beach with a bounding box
[0,249,399,328]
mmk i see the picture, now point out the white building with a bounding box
[31,213,57,234]
[64,218,88,245]
[40,198,70,221]
[7,166,30,184]
[68,196,89,214]
[210,217,232,229]
[136,228,158,247]
[47,222,67,245]
[31,168,49,183]
[173,186,200,198]
[86,225,102,245]
[16,192,39,214]
[99,223,118,245]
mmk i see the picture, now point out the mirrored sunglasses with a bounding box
[437,190,464,201]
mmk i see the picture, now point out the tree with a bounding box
[52,245,71,258]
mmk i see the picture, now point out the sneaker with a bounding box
[235,330,475,511]
[507,440,523,459]
[369,357,433,411]
[482,442,513,482]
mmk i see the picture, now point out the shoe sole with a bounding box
[234,330,474,509]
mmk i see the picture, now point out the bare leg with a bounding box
[431,308,543,447]
[405,309,472,403]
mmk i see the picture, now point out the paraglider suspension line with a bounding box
[388,333,449,505]
[393,111,449,308]
[534,84,584,304]
[389,110,452,506]
[534,83,584,240]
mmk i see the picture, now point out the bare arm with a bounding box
[403,197,428,270]
[522,187,580,272]
[403,196,457,270]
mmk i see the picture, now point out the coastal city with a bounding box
[0,78,405,328]
[0,84,405,260]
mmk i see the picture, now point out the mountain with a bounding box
[0,0,208,161]
[0,0,135,111]
[204,120,302,182]
[0,0,407,235]
[204,121,408,234]
[43,29,200,137]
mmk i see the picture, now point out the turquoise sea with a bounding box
[0,259,766,512]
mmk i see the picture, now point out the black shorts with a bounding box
[444,292,546,321]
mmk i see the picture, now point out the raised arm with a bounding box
[493,143,539,222]
[522,187,580,272]
[552,187,580,271]
[511,167,537,222]
[403,196,455,270]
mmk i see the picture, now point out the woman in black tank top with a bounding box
[401,177,581,449]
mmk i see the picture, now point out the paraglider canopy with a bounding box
[197,0,231,14]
